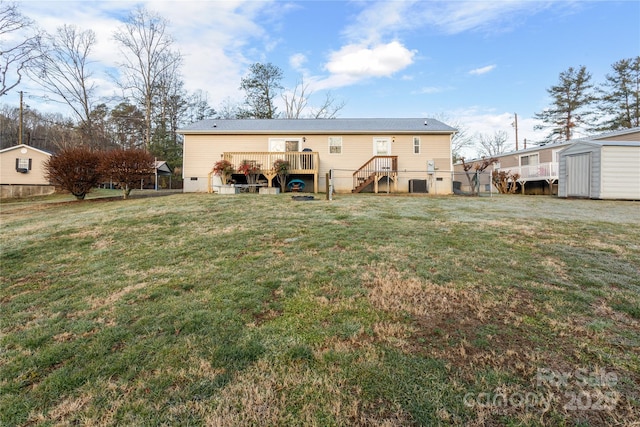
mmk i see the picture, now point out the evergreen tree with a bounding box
[534,65,595,141]
[596,56,640,131]
[239,63,283,119]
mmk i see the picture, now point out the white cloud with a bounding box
[415,86,450,94]
[289,53,308,72]
[469,65,497,75]
[13,0,282,112]
[321,41,415,87]
[341,1,420,44]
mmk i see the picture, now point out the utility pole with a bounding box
[513,112,519,151]
[19,91,23,145]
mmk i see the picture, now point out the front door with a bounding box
[373,137,392,171]
[269,138,301,170]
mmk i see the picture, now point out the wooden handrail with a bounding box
[222,151,319,174]
[352,156,398,190]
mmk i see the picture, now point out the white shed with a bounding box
[558,140,640,200]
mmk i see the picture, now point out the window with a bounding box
[328,136,342,154]
[373,137,391,155]
[520,153,539,166]
[269,138,300,152]
[16,158,31,173]
[413,137,421,154]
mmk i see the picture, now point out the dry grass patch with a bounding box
[202,357,410,427]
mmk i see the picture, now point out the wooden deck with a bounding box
[222,151,319,193]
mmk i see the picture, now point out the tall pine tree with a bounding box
[596,56,640,131]
[534,65,595,141]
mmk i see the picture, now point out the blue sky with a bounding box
[5,0,640,155]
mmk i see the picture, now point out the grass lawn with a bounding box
[1,192,639,426]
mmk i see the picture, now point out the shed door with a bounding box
[566,153,591,197]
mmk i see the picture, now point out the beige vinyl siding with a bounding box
[182,132,453,194]
[0,146,51,185]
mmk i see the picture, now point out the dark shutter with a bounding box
[16,158,19,170]
[28,158,32,170]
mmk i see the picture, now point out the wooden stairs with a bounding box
[352,156,398,193]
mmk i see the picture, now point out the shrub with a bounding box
[237,160,261,192]
[44,146,102,200]
[273,159,290,192]
[99,149,155,199]
[212,159,234,185]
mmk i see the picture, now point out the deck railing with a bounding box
[222,151,319,174]
[352,156,398,192]
[496,162,559,181]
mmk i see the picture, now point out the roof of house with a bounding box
[178,118,457,134]
[560,139,640,150]
[0,144,53,156]
[456,127,640,164]
[588,126,640,140]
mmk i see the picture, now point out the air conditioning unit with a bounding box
[409,179,428,193]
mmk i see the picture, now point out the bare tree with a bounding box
[476,130,511,158]
[216,96,241,119]
[282,78,309,119]
[0,1,41,96]
[460,157,497,196]
[282,78,346,119]
[29,25,98,141]
[311,90,346,119]
[432,113,471,162]
[185,89,216,123]
[113,7,182,149]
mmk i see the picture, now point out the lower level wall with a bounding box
[182,172,453,195]
[1,184,55,199]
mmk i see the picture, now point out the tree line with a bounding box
[2,1,637,165]
[0,2,343,168]
[457,57,639,160]
[534,59,640,142]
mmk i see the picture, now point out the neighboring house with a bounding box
[454,127,640,195]
[178,118,456,194]
[558,140,640,200]
[0,144,54,198]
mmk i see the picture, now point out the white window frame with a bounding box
[269,138,301,152]
[373,137,391,156]
[519,153,539,166]
[413,136,421,154]
[328,136,342,154]
[17,158,30,169]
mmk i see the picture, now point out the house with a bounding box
[177,118,457,194]
[0,144,54,198]
[558,139,640,200]
[454,127,640,195]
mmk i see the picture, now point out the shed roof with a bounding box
[178,118,457,134]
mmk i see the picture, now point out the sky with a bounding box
[4,0,640,157]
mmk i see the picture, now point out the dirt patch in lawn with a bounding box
[362,264,640,426]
